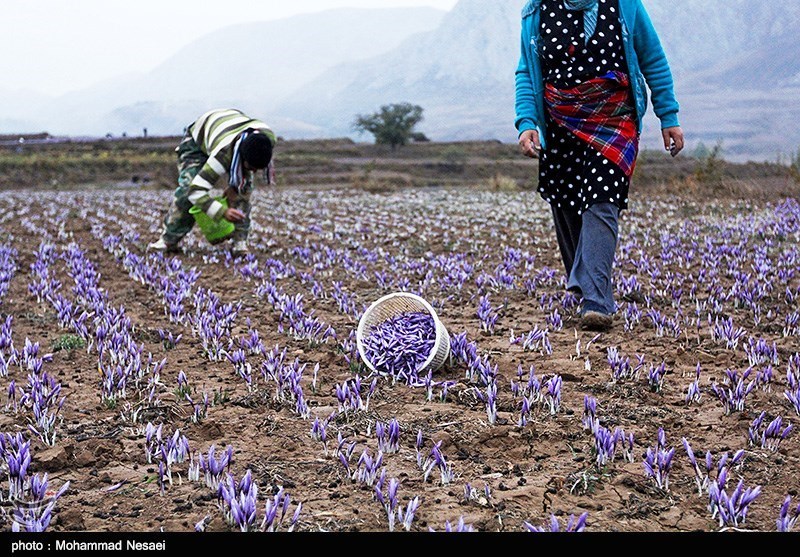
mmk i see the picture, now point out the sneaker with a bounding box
[147,238,181,253]
[232,240,249,256]
[581,310,613,332]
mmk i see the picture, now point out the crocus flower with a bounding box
[643,428,675,491]
[524,512,588,532]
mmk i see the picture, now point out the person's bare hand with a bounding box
[662,126,685,157]
[519,129,541,158]
[224,208,246,223]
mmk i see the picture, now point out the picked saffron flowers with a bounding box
[361,312,437,378]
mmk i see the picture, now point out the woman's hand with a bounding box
[224,208,246,223]
[662,126,685,157]
[519,129,542,158]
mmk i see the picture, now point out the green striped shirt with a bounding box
[186,108,277,220]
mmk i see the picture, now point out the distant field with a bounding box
[0,137,797,202]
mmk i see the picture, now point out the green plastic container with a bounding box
[189,196,235,245]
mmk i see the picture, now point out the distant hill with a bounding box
[278,0,523,141]
[280,0,800,160]
[695,30,800,90]
[644,0,800,75]
[0,7,445,137]
[3,1,799,161]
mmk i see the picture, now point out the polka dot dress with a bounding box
[538,0,633,214]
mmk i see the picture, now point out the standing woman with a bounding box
[515,0,684,331]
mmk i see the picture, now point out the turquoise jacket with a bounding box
[515,0,680,149]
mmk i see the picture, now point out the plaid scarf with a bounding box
[544,71,639,177]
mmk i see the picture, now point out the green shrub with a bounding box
[52,334,86,352]
[692,141,711,160]
[439,146,468,172]
[489,174,520,192]
[694,140,725,184]
[213,388,231,406]
[790,147,800,182]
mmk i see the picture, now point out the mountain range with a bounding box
[0,7,445,139]
[3,1,799,161]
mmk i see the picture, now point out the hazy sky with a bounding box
[5,0,458,96]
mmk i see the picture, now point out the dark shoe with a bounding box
[581,311,613,332]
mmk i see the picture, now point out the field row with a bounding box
[0,188,798,532]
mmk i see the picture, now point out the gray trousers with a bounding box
[552,203,619,315]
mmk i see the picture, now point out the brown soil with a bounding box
[0,184,798,534]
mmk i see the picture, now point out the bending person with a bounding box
[149,108,276,256]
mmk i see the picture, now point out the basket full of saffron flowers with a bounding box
[356,292,450,377]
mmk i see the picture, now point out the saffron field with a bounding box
[0,186,799,532]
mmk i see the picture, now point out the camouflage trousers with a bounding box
[160,135,252,246]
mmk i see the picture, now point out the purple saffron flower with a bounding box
[643,428,676,491]
[777,495,800,532]
[583,396,598,432]
[361,311,437,379]
[524,512,588,532]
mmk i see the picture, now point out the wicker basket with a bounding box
[356,292,450,375]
